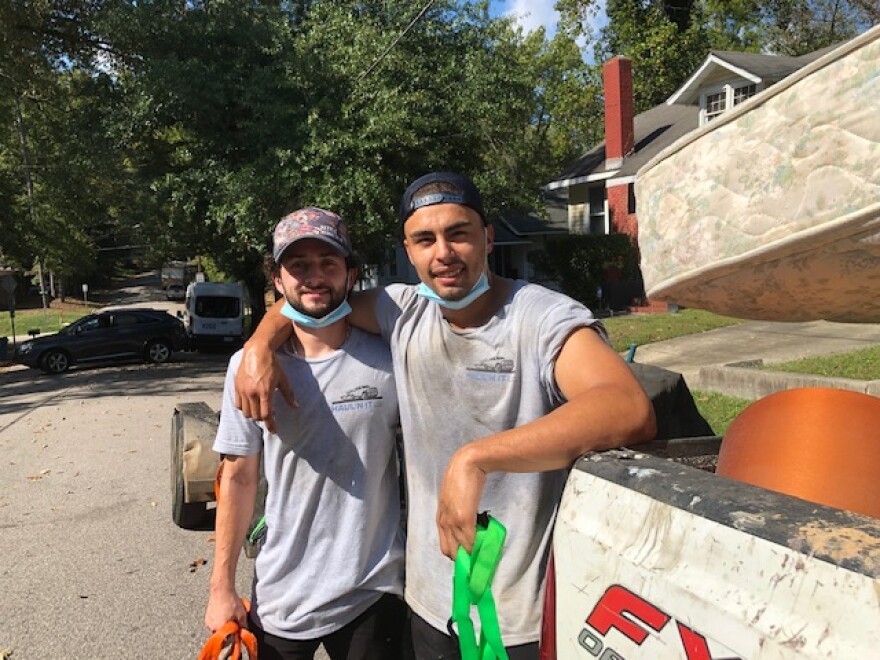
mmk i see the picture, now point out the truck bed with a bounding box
[551,444,880,658]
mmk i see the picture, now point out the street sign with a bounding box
[81,283,89,295]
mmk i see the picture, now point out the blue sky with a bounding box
[491,0,608,39]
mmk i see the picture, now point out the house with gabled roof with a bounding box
[544,43,837,308]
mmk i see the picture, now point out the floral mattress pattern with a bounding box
[636,25,880,323]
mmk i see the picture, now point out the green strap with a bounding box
[247,515,267,545]
[450,515,509,660]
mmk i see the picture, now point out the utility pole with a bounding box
[13,90,48,311]
[2,275,17,348]
[38,259,48,309]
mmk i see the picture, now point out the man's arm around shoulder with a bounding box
[235,300,295,431]
[205,453,260,631]
[234,289,385,431]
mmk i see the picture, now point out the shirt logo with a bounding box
[465,355,515,383]
[332,385,381,404]
[466,356,514,373]
[331,385,384,412]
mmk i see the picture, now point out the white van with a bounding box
[183,281,247,350]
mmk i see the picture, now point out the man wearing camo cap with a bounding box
[205,207,406,659]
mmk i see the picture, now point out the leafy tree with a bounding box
[2,0,605,320]
[759,0,880,54]
[99,0,604,318]
[0,0,137,290]
[557,0,879,112]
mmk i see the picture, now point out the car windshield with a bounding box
[194,296,240,319]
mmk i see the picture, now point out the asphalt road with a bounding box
[0,351,256,659]
[2,269,332,659]
[0,273,282,659]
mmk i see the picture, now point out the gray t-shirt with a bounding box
[375,280,603,645]
[214,328,404,639]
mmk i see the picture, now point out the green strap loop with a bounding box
[450,515,509,660]
[247,515,267,545]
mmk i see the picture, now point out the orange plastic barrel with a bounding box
[716,388,880,519]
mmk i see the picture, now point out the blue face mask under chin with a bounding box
[417,271,490,310]
[280,299,353,329]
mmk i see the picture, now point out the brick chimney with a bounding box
[603,56,635,170]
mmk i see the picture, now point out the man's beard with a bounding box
[287,283,348,319]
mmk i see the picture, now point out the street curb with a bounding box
[698,361,880,400]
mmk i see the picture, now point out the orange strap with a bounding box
[199,599,257,660]
[214,459,225,503]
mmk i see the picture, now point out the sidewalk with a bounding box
[634,320,880,394]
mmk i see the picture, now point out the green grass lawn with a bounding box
[0,307,91,338]
[603,308,743,352]
[764,346,880,381]
[602,309,880,435]
[691,390,753,436]
[600,309,752,435]
[689,346,880,435]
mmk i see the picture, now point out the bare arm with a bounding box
[234,289,384,431]
[435,327,656,558]
[235,300,295,433]
[205,454,260,631]
[348,288,383,334]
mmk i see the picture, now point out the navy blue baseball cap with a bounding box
[399,172,486,227]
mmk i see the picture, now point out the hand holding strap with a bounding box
[450,514,508,660]
[199,599,257,660]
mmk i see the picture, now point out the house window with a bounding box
[705,91,726,122]
[588,186,606,235]
[701,82,759,125]
[733,83,756,106]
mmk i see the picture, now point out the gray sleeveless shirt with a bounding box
[375,280,602,644]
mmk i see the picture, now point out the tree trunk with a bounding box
[243,273,267,336]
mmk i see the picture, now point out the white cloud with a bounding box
[505,0,559,36]
[499,0,607,40]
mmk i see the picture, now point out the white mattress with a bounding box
[635,25,880,323]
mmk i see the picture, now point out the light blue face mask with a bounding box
[280,299,352,328]
[417,271,490,310]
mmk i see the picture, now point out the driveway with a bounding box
[0,353,253,658]
[634,319,880,391]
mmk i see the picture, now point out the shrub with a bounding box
[532,234,639,308]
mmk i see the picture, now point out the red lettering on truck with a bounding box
[583,585,742,659]
[586,585,670,644]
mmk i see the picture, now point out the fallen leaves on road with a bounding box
[1,647,14,659]
[190,557,208,573]
[26,469,51,481]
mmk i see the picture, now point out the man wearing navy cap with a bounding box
[206,207,405,659]
[234,176,655,658]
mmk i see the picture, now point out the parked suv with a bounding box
[14,308,187,374]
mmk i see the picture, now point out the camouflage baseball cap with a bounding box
[272,207,352,261]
